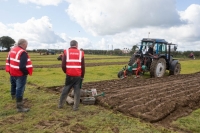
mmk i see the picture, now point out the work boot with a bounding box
[11,95,16,100]
[73,107,79,111]
[58,95,68,109]
[22,98,28,104]
[58,95,67,109]
[58,103,64,109]
[16,102,30,112]
[73,88,80,111]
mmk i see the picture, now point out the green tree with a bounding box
[130,44,139,54]
[0,36,15,51]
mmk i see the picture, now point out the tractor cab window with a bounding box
[164,44,176,52]
[154,43,166,54]
[141,41,153,54]
[141,42,147,54]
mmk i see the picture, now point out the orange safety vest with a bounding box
[5,46,33,76]
[64,48,84,76]
[5,51,11,72]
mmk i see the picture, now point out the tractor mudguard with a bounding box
[170,60,179,71]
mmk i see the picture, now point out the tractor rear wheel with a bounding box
[150,58,166,78]
[170,63,181,75]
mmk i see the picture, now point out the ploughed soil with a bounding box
[47,72,200,132]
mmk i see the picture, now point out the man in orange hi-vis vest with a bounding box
[58,40,85,111]
[5,39,33,112]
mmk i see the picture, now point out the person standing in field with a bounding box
[58,40,85,111]
[5,39,33,112]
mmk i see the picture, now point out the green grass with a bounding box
[20,65,123,87]
[85,58,127,63]
[0,52,200,132]
[179,60,200,74]
[173,110,200,133]
[0,53,128,65]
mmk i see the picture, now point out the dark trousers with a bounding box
[59,75,82,109]
[10,75,27,102]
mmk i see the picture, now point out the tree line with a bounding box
[0,36,199,58]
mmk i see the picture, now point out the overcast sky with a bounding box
[0,0,200,51]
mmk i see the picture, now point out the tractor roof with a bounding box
[142,38,168,43]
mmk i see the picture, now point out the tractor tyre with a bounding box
[150,59,157,77]
[170,63,181,75]
[150,58,166,78]
[118,70,124,78]
[128,55,136,66]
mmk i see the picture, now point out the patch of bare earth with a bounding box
[70,123,87,133]
[23,71,200,133]
[0,114,25,125]
[46,72,200,132]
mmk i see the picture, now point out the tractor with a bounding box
[118,38,181,78]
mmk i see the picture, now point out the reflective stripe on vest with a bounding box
[9,50,23,69]
[9,49,32,69]
[16,49,24,59]
[66,49,82,68]
[7,46,33,76]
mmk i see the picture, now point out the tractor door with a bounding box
[154,42,166,55]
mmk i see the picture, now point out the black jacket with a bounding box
[19,51,29,75]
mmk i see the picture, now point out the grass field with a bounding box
[0,52,200,133]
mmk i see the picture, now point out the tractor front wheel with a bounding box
[118,70,124,79]
[150,58,166,78]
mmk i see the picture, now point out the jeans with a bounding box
[59,75,81,110]
[10,75,27,101]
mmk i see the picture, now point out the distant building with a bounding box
[122,48,130,54]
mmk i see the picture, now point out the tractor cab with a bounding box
[139,38,168,55]
[139,38,177,61]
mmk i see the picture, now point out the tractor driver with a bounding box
[148,44,154,56]
[148,44,157,58]
[144,44,157,68]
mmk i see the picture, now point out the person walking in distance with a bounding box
[58,40,85,111]
[5,39,33,112]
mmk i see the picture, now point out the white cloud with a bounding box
[95,38,109,50]
[66,0,181,36]
[64,0,200,51]
[65,1,200,51]
[180,4,200,24]
[0,22,7,34]
[0,16,65,50]
[19,0,62,6]
[60,33,93,50]
[72,37,92,50]
[1,1,200,51]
